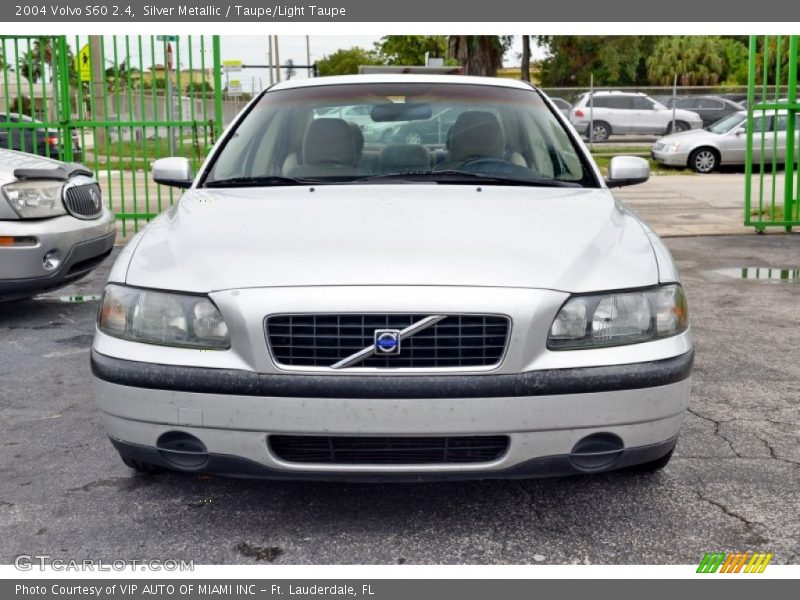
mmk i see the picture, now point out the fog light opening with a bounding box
[42,249,61,271]
[156,431,209,470]
[569,432,625,471]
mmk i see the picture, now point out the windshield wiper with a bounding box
[351,170,582,188]
[204,175,315,188]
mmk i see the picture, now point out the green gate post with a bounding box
[56,35,74,163]
[784,36,797,232]
[212,35,224,143]
[745,35,800,232]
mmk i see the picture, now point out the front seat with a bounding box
[286,118,367,178]
[434,111,505,170]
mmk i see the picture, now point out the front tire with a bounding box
[689,147,719,173]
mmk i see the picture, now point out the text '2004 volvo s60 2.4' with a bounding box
[91,75,693,481]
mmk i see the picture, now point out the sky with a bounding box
[220,35,540,91]
[39,35,538,94]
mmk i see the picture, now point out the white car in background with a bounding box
[92,75,692,481]
[0,149,115,301]
[653,110,796,173]
[570,91,703,141]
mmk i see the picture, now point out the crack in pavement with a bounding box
[686,408,741,458]
[754,433,800,467]
[696,489,760,530]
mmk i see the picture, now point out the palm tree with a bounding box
[647,37,725,86]
[447,36,504,77]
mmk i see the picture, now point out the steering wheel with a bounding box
[459,157,514,171]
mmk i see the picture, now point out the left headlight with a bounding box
[98,284,230,349]
[2,180,67,219]
[547,284,688,350]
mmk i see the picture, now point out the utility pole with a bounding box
[89,35,107,150]
[274,36,281,82]
[306,35,311,77]
[267,35,274,85]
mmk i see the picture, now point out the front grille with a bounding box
[653,143,665,152]
[266,314,510,369]
[269,435,509,464]
[63,182,102,219]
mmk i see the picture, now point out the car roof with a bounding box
[269,74,537,92]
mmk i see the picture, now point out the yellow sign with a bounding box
[222,59,242,73]
[75,44,91,82]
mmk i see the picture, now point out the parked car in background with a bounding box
[652,109,796,173]
[718,93,748,106]
[0,113,81,161]
[570,91,703,141]
[0,149,115,301]
[549,97,573,118]
[92,74,692,481]
[658,96,743,128]
[388,106,464,145]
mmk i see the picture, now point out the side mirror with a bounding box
[605,156,650,188]
[152,157,193,189]
[734,127,746,136]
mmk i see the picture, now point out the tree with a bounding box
[646,37,726,86]
[535,36,655,86]
[447,36,506,77]
[285,58,296,80]
[520,35,531,82]
[316,47,384,77]
[374,36,449,66]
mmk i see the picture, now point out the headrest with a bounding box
[447,111,504,161]
[347,122,365,155]
[303,118,357,166]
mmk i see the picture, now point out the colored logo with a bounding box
[697,552,773,573]
[374,329,401,354]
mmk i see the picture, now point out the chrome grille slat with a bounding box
[266,313,510,369]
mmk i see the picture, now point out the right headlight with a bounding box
[2,180,67,219]
[98,284,230,350]
[547,284,688,350]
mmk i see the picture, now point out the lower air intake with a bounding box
[269,435,509,465]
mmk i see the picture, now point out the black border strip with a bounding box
[91,349,693,399]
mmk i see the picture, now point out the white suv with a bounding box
[570,91,703,141]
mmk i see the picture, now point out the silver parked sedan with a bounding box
[653,110,795,173]
[92,75,692,481]
[0,149,116,301]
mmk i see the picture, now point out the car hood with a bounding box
[124,185,658,293]
[0,148,62,186]
[656,129,718,145]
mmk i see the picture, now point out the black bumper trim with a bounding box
[110,435,678,481]
[0,230,116,300]
[92,349,693,400]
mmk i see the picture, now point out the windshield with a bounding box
[203,82,595,188]
[707,112,745,134]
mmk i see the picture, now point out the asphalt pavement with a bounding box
[1,234,799,565]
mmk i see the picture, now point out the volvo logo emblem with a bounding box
[374,329,401,355]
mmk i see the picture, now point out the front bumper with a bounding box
[0,208,116,300]
[92,349,693,480]
[652,149,690,167]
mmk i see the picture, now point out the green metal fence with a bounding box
[0,35,223,236]
[745,35,799,232]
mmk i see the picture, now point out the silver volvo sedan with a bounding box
[92,75,693,481]
[0,149,116,301]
